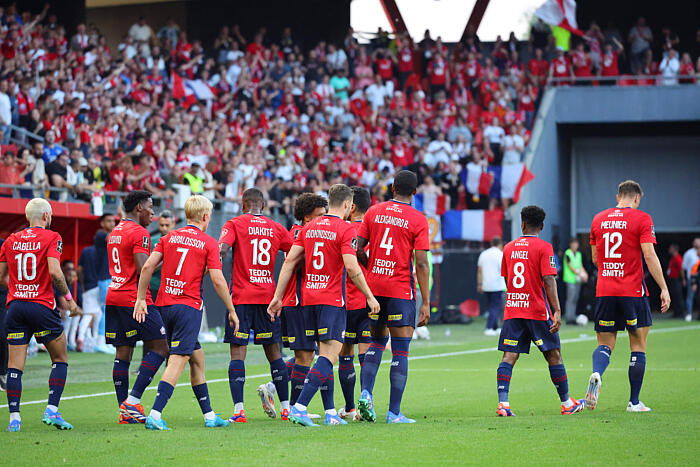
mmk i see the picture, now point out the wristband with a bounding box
[64,292,73,302]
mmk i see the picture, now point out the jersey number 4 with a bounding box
[602,232,622,259]
[380,227,394,256]
[14,252,37,281]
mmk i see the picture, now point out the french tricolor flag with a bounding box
[461,164,492,196]
[488,163,535,204]
[442,209,504,241]
[414,193,449,215]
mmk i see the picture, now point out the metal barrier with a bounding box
[545,74,685,87]
[5,124,69,154]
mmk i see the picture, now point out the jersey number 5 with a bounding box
[602,232,622,259]
[14,252,37,281]
[312,242,324,270]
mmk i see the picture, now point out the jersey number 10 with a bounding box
[14,252,37,281]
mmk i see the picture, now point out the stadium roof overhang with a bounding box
[378,0,491,39]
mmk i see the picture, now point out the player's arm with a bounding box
[209,268,239,334]
[134,251,149,275]
[268,244,304,319]
[219,242,231,265]
[415,249,431,327]
[543,274,562,333]
[134,251,162,323]
[476,265,483,294]
[343,253,380,316]
[48,257,80,317]
[356,236,369,267]
[590,247,597,268]
[641,242,670,313]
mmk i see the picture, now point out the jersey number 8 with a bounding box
[512,261,525,289]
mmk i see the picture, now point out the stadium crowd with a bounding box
[0,4,698,224]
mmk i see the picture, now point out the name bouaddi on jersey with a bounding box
[501,235,558,321]
[0,227,62,309]
[590,207,656,297]
[106,219,153,306]
[282,224,304,307]
[358,200,429,300]
[156,225,221,309]
[219,213,292,305]
[295,214,356,307]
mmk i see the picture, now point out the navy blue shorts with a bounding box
[105,305,166,347]
[281,309,290,348]
[283,306,317,351]
[5,301,63,345]
[594,296,652,332]
[498,318,560,354]
[161,304,202,355]
[224,304,280,346]
[306,305,346,343]
[345,308,371,345]
[370,296,416,328]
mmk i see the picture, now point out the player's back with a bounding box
[359,200,429,300]
[106,219,152,306]
[219,213,292,305]
[346,220,368,310]
[156,225,221,310]
[0,227,62,309]
[590,207,655,297]
[282,224,304,307]
[297,214,356,306]
[502,235,557,321]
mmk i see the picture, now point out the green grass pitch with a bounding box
[4,319,699,465]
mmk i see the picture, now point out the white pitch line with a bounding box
[3,324,698,409]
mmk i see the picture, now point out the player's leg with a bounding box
[386,324,413,423]
[145,354,189,430]
[224,304,251,422]
[42,332,74,429]
[496,351,519,416]
[358,320,389,422]
[587,297,619,409]
[259,305,289,418]
[6,341,28,432]
[542,347,585,414]
[188,346,228,427]
[107,306,134,406]
[338,341,356,418]
[627,313,651,412]
[496,318,531,416]
[290,349,314,406]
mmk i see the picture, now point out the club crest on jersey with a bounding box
[142,236,149,249]
[550,256,556,268]
[56,240,63,253]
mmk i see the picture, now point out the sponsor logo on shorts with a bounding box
[288,336,296,343]
[626,319,638,326]
[305,330,315,336]
[282,336,289,342]
[106,332,116,338]
[34,330,51,337]
[256,332,273,339]
[171,341,180,347]
[534,339,543,346]
[503,339,518,346]
[362,330,371,337]
[7,332,24,339]
[126,330,137,338]
[345,332,357,338]
[598,320,615,327]
[370,315,379,320]
[318,328,328,335]
[388,314,402,321]
[235,332,249,339]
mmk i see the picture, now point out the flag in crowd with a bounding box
[442,209,504,242]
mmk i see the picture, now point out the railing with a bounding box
[546,74,690,87]
[5,124,69,153]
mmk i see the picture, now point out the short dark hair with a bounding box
[99,213,114,223]
[490,236,502,247]
[521,205,546,229]
[294,193,328,221]
[159,210,173,219]
[393,170,418,196]
[351,186,371,214]
[123,191,152,213]
[328,184,353,207]
[617,180,643,198]
[242,188,264,206]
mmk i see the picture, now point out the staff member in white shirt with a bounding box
[683,238,700,321]
[477,237,506,335]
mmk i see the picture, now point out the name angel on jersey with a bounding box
[511,250,529,259]
[163,277,186,295]
[506,292,531,308]
[249,268,273,284]
[13,283,40,298]
[169,235,205,249]
[374,215,409,229]
[305,273,331,289]
[371,258,396,276]
[601,261,625,277]
[12,241,41,251]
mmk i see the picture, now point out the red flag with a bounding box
[535,0,584,36]
[171,72,186,99]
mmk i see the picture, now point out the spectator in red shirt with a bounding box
[667,244,685,318]
[428,53,449,99]
[548,48,574,86]
[527,48,549,86]
[599,39,624,85]
[571,43,593,84]
[678,52,696,84]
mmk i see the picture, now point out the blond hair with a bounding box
[25,198,52,222]
[184,195,213,222]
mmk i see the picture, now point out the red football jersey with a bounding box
[0,227,62,309]
[590,207,656,297]
[358,200,429,300]
[345,221,369,310]
[282,225,304,307]
[219,213,292,305]
[155,225,221,309]
[294,215,356,307]
[501,235,558,321]
[106,219,153,306]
